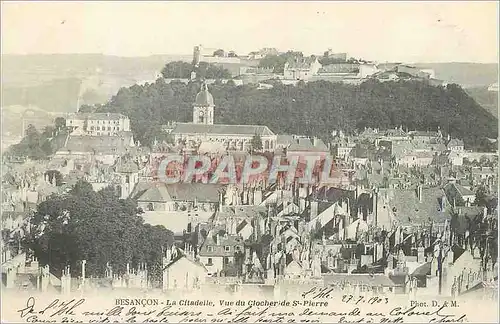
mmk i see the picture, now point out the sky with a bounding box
[1,1,498,63]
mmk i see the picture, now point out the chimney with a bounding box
[166,245,172,262]
[417,185,423,203]
[371,189,378,227]
[216,232,221,245]
[254,188,262,205]
[310,199,318,219]
[417,245,425,263]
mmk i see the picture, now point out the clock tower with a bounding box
[193,82,214,125]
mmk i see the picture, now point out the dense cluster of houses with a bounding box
[2,81,497,300]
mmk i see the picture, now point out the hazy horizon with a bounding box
[1,1,498,64]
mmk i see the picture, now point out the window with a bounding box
[90,126,94,130]
[108,127,111,131]
[207,246,214,252]
[224,246,231,252]
[223,257,229,265]
[207,258,213,265]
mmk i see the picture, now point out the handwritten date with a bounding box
[18,297,86,319]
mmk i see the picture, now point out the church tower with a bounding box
[193,82,214,125]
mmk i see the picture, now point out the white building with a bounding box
[283,57,322,80]
[66,113,131,136]
[162,245,208,291]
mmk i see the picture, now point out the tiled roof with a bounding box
[171,123,275,136]
[390,186,450,225]
[384,129,408,137]
[443,183,475,207]
[115,160,140,173]
[318,63,359,74]
[132,182,223,203]
[163,246,207,270]
[454,183,474,196]
[276,135,295,146]
[285,57,318,70]
[323,274,397,287]
[68,112,128,120]
[1,253,26,272]
[447,139,464,147]
[409,131,441,138]
[166,183,223,202]
[287,138,329,152]
[472,167,496,175]
[136,183,172,202]
[198,230,244,257]
[59,133,134,154]
[451,206,484,235]
[412,262,431,276]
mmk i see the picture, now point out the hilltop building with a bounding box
[66,112,131,136]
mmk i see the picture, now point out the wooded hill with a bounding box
[88,78,497,151]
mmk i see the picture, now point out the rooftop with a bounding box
[67,112,128,120]
[171,123,275,136]
[58,133,135,154]
[132,182,224,203]
[323,274,397,287]
[389,186,450,225]
[194,83,214,107]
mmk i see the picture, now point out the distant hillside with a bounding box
[413,63,498,88]
[465,86,498,118]
[1,54,192,113]
[1,105,58,140]
[2,78,82,113]
[2,53,192,87]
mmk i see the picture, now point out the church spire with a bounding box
[193,81,214,124]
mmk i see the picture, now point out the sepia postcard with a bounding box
[1,1,499,323]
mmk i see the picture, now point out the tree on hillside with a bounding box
[160,61,232,80]
[24,180,174,280]
[161,61,194,79]
[318,52,347,65]
[85,78,498,151]
[259,51,304,74]
[196,62,232,79]
[44,170,63,186]
[251,134,263,152]
[7,125,45,160]
[213,49,225,57]
[54,117,66,132]
[7,118,71,160]
[78,104,95,113]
